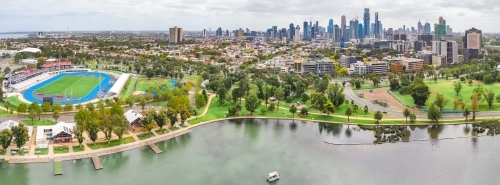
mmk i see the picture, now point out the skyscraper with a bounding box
[202,29,207,38]
[289,23,295,40]
[334,24,340,42]
[417,20,423,34]
[272,26,278,38]
[216,27,223,37]
[237,28,243,38]
[315,21,319,36]
[328,19,334,38]
[341,15,346,30]
[295,25,301,42]
[363,8,370,38]
[169,26,183,43]
[374,12,380,39]
[434,16,446,41]
[424,22,431,34]
[358,23,364,41]
[303,21,309,40]
[464,27,482,50]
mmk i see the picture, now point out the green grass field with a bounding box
[35,76,102,98]
[135,78,173,92]
[393,79,500,111]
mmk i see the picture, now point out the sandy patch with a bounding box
[133,91,145,95]
[356,87,421,113]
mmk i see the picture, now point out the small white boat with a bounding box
[267,171,280,182]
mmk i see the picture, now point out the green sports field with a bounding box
[35,76,102,98]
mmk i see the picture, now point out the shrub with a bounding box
[483,74,494,84]
[285,96,294,103]
[268,103,276,111]
[260,108,267,115]
[460,76,465,81]
[496,94,500,102]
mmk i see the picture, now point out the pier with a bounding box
[54,161,62,175]
[148,144,162,154]
[91,156,103,170]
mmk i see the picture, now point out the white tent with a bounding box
[19,48,41,53]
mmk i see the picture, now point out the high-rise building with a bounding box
[464,27,482,50]
[374,12,380,39]
[303,21,309,40]
[334,25,340,42]
[446,25,452,35]
[432,41,458,64]
[266,29,273,39]
[363,8,370,38]
[295,25,301,42]
[358,24,364,41]
[424,22,431,34]
[272,26,278,38]
[311,27,316,39]
[169,26,183,43]
[289,23,295,40]
[434,17,447,41]
[328,19,334,38]
[341,15,346,30]
[202,29,207,38]
[237,28,244,38]
[349,19,359,39]
[315,21,319,36]
[417,20,423,34]
[216,27,223,37]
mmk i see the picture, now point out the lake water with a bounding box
[0,34,28,39]
[1,119,498,185]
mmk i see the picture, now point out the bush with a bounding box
[496,94,500,102]
[268,103,276,111]
[285,96,293,103]
[260,108,267,115]
[460,76,465,81]
[483,74,494,84]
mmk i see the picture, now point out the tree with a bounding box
[274,87,284,111]
[471,92,479,120]
[463,108,471,121]
[403,108,411,123]
[217,85,228,106]
[300,93,309,103]
[453,98,463,111]
[4,101,10,112]
[453,81,462,95]
[142,111,156,134]
[323,102,335,116]
[195,93,207,108]
[17,103,27,114]
[202,89,209,103]
[99,112,114,144]
[52,103,63,112]
[374,111,383,124]
[326,83,345,108]
[389,78,400,90]
[87,118,100,145]
[126,97,135,109]
[0,129,13,152]
[289,104,297,117]
[75,104,83,110]
[72,126,86,148]
[11,123,29,149]
[53,110,60,122]
[484,89,495,108]
[299,107,309,117]
[427,103,441,123]
[433,92,448,112]
[64,102,73,111]
[364,105,369,114]
[231,88,244,103]
[145,68,155,79]
[244,92,260,115]
[345,107,353,122]
[153,110,168,132]
[411,77,430,106]
[316,78,329,94]
[86,102,95,112]
[409,113,417,123]
[41,102,52,113]
[112,114,130,142]
[28,109,36,123]
[140,98,147,109]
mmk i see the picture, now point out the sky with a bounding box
[1,0,500,33]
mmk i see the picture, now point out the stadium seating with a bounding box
[11,73,55,91]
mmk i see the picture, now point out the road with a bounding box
[344,82,500,119]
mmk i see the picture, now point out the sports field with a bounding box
[35,76,102,98]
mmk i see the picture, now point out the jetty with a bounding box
[54,161,62,175]
[91,156,103,170]
[148,144,162,154]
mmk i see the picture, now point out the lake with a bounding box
[0,119,498,185]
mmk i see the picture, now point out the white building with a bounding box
[432,41,458,65]
[125,109,143,125]
[294,25,301,42]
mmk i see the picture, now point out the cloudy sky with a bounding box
[1,0,499,32]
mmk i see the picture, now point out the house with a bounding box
[51,122,73,143]
[125,109,143,125]
[0,120,19,131]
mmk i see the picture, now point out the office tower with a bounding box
[216,27,223,37]
[266,29,272,39]
[424,22,431,34]
[315,21,319,36]
[169,26,183,43]
[280,28,287,39]
[328,19,334,38]
[358,24,364,41]
[237,28,243,38]
[341,15,346,30]
[289,23,295,40]
[417,20,423,34]
[434,17,447,40]
[202,29,207,38]
[272,26,278,38]
[411,27,415,35]
[246,28,250,33]
[446,25,452,35]
[374,12,379,39]
[303,21,309,40]
[464,27,482,50]
[432,41,458,64]
[334,24,340,41]
[311,27,316,39]
[295,25,301,42]
[363,8,370,38]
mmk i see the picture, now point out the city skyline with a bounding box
[1,0,499,32]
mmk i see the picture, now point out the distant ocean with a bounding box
[0,34,28,39]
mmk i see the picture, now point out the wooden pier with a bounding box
[148,144,162,154]
[91,156,103,170]
[54,161,62,175]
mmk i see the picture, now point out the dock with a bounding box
[91,156,103,170]
[54,161,62,175]
[148,144,162,154]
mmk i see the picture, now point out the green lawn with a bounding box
[72,145,85,152]
[393,79,500,111]
[135,78,173,92]
[4,95,24,107]
[53,146,69,154]
[35,76,102,98]
[21,119,55,126]
[87,136,136,150]
[155,129,169,135]
[119,77,137,98]
[35,148,49,155]
[137,133,154,140]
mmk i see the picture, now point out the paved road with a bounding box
[343,82,500,119]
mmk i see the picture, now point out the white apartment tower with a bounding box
[295,25,301,42]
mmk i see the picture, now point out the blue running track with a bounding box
[23,72,113,104]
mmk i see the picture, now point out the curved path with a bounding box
[344,82,500,119]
